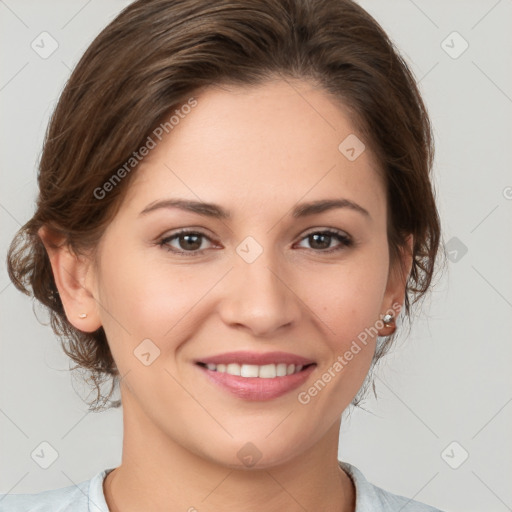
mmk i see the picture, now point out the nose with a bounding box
[218,248,301,337]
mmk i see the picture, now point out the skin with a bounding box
[40,78,412,512]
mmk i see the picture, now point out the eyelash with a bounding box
[157,229,353,257]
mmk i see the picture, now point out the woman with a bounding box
[2,0,445,510]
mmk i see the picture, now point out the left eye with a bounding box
[296,230,352,251]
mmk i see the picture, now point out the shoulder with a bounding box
[0,468,113,512]
[339,461,445,512]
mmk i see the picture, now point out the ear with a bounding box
[378,234,414,336]
[38,226,102,333]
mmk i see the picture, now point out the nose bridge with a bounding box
[219,236,300,335]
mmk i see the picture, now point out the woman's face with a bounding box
[81,79,408,468]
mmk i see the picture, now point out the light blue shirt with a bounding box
[0,461,444,511]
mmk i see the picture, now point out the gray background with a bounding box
[1,1,511,511]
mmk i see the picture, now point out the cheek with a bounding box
[293,261,388,418]
[300,255,389,341]
[96,249,217,355]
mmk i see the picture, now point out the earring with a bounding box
[382,313,394,327]
[78,313,88,319]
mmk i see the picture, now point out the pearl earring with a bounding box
[78,313,88,319]
[382,313,394,326]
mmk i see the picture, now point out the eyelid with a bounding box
[158,227,216,243]
[158,228,218,253]
[299,226,350,239]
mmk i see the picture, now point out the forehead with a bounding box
[120,79,386,219]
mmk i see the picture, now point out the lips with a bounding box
[194,351,317,400]
[195,350,315,366]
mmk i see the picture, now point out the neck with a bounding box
[103,390,355,512]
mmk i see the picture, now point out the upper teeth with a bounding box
[205,363,304,378]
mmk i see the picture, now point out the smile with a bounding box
[194,350,317,400]
[196,362,313,378]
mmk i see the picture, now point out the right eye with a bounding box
[158,230,216,256]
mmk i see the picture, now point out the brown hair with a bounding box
[7,0,444,411]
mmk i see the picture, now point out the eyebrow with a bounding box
[139,198,370,219]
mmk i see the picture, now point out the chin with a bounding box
[215,436,308,471]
